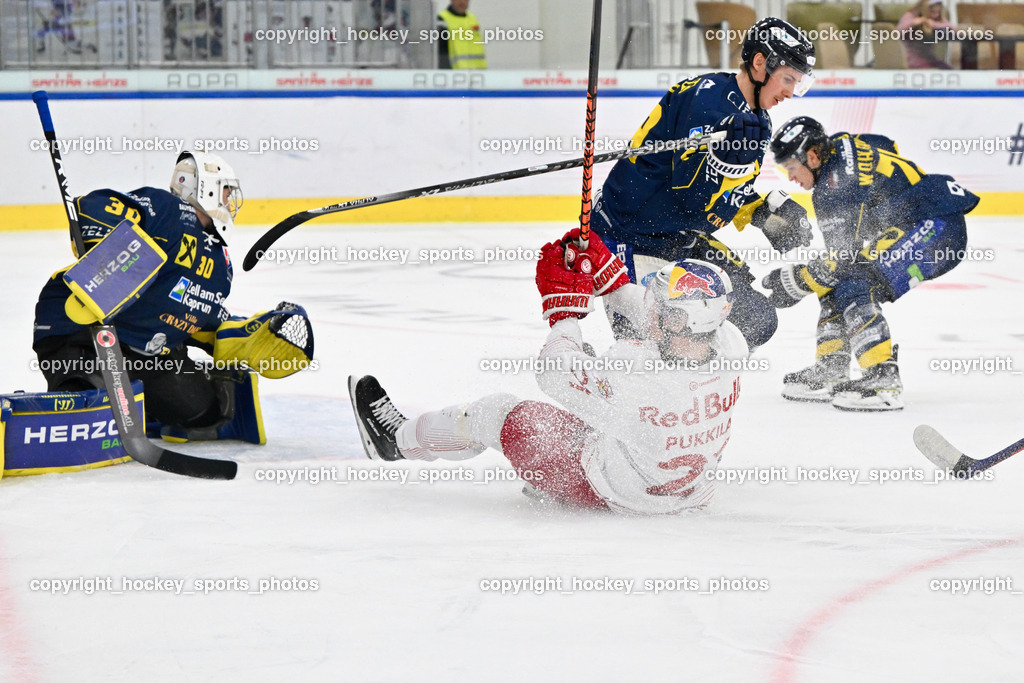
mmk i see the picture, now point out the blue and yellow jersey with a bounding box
[33,187,233,354]
[599,73,769,252]
[812,133,980,252]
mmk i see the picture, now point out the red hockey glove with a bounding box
[536,241,594,325]
[558,228,629,296]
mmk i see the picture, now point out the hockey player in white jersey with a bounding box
[349,229,749,514]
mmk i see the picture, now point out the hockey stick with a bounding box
[241,131,725,272]
[32,90,237,480]
[913,425,1024,475]
[577,0,603,253]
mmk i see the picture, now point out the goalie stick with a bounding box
[32,90,237,480]
[913,425,1024,475]
[242,130,726,271]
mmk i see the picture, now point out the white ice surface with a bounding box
[1,219,1022,682]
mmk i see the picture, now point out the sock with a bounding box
[395,393,520,461]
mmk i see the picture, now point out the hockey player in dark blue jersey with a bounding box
[595,17,816,349]
[32,151,315,442]
[762,117,980,411]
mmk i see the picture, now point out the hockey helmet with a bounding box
[742,17,816,97]
[641,260,734,340]
[170,150,243,242]
[771,116,831,168]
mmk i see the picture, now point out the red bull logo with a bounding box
[669,267,716,298]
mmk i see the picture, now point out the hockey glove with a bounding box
[536,241,594,326]
[558,228,629,296]
[762,264,813,308]
[200,302,315,379]
[751,190,813,253]
[763,259,841,308]
[712,112,770,166]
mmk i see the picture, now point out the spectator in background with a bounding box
[897,0,956,68]
[437,0,487,69]
[35,0,77,54]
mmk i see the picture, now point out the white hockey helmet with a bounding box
[170,150,243,241]
[641,259,734,340]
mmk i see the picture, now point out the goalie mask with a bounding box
[170,151,243,242]
[641,260,733,353]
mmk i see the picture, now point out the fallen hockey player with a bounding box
[349,229,750,514]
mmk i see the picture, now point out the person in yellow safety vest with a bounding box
[437,0,487,69]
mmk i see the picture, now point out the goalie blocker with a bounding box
[62,219,167,325]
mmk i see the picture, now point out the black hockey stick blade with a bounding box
[92,326,237,480]
[913,425,1024,475]
[241,131,726,272]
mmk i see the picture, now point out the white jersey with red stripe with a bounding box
[536,286,748,515]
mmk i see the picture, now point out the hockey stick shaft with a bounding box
[578,0,603,250]
[31,90,237,480]
[975,437,1024,472]
[913,424,1024,475]
[32,92,86,257]
[241,131,724,272]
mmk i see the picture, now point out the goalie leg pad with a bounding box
[213,302,314,379]
[159,369,265,445]
[0,383,144,476]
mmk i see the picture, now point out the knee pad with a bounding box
[467,393,521,452]
[158,370,265,445]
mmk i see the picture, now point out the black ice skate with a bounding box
[781,355,850,403]
[831,361,903,412]
[348,375,408,461]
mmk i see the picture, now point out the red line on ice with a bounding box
[979,273,1024,283]
[770,534,1024,683]
[915,282,986,290]
[0,537,41,682]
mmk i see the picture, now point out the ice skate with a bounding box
[348,375,408,461]
[781,355,849,403]
[831,361,903,412]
